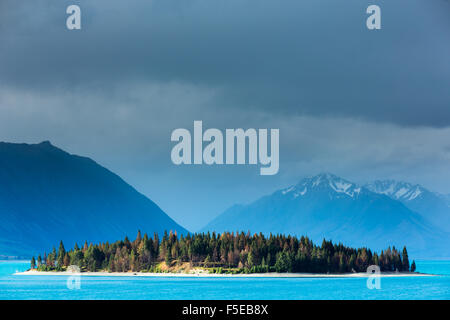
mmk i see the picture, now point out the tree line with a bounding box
[30,231,416,274]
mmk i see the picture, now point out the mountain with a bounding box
[0,141,187,257]
[438,193,450,207]
[365,180,450,232]
[202,173,449,258]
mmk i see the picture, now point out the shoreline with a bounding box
[14,270,435,278]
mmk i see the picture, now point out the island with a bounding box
[21,231,422,277]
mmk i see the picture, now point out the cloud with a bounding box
[0,0,449,127]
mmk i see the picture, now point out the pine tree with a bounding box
[402,246,409,272]
[410,260,416,272]
[130,250,137,272]
[47,247,57,267]
[63,253,70,267]
[339,255,345,273]
[135,230,142,247]
[165,248,172,266]
[57,240,66,267]
[247,251,254,268]
[266,253,272,267]
[30,256,36,269]
[349,254,356,272]
[274,251,291,273]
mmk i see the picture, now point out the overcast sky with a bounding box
[1,0,449,231]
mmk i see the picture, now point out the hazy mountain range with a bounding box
[365,180,450,232]
[202,173,450,258]
[1,142,449,259]
[0,141,187,258]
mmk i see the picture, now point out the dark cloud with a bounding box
[1,0,449,127]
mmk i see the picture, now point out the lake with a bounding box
[0,260,449,300]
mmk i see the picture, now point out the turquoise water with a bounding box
[0,260,449,300]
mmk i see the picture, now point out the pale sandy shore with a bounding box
[14,270,434,278]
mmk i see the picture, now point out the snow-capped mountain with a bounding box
[281,173,363,199]
[202,173,449,258]
[365,180,428,202]
[365,180,450,232]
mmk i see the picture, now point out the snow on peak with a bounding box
[326,176,360,198]
[365,180,425,201]
[282,173,363,199]
[408,187,422,201]
[281,186,295,195]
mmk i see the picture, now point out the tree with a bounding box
[349,254,356,272]
[57,240,66,267]
[30,256,36,269]
[63,253,70,267]
[338,255,346,273]
[402,246,409,272]
[275,251,291,273]
[204,255,210,267]
[410,260,416,272]
[46,247,57,267]
[247,251,254,268]
[52,246,57,260]
[135,230,142,247]
[373,253,379,267]
[130,250,137,272]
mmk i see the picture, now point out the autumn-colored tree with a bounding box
[63,253,70,267]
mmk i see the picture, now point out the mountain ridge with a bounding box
[0,141,188,257]
[202,173,449,258]
[365,179,450,232]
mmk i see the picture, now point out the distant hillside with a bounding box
[0,141,188,257]
[365,180,450,232]
[202,173,449,258]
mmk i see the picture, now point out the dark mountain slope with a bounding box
[0,141,187,257]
